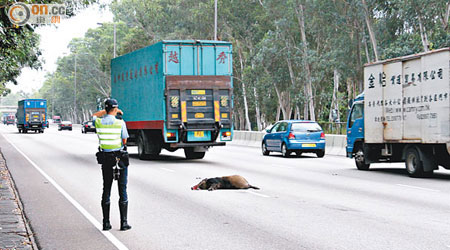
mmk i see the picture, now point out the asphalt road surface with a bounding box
[1,124,449,250]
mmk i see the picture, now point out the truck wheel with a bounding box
[355,145,370,170]
[405,147,424,177]
[137,131,161,160]
[316,150,325,158]
[137,135,151,160]
[281,143,291,158]
[184,148,205,159]
[262,142,270,156]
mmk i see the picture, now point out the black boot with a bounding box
[101,202,112,231]
[119,202,132,231]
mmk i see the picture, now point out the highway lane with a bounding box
[0,124,449,250]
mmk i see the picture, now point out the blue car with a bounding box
[262,120,326,158]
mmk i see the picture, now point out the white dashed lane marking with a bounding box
[247,190,270,198]
[396,184,440,193]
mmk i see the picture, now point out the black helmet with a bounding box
[105,99,119,109]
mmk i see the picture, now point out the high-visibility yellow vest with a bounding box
[95,118,124,150]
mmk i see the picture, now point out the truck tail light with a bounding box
[222,131,231,137]
[166,132,177,141]
[26,114,29,122]
[321,132,325,139]
[288,132,295,140]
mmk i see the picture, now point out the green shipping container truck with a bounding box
[111,40,233,159]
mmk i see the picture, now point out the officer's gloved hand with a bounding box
[123,145,127,151]
[116,113,123,120]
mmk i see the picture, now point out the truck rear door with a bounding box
[166,76,232,141]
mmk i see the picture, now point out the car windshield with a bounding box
[291,122,322,132]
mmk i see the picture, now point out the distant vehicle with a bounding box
[6,114,15,125]
[53,116,62,124]
[346,48,450,177]
[58,121,72,131]
[2,113,15,125]
[262,120,326,158]
[16,99,48,133]
[2,113,7,124]
[111,40,233,160]
[81,121,96,133]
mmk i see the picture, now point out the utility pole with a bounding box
[74,53,77,123]
[214,0,217,40]
[51,76,54,118]
[98,22,116,58]
[114,23,116,58]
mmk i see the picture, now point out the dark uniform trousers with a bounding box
[101,162,128,205]
[98,149,132,230]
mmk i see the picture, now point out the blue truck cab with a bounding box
[16,99,48,133]
[346,93,364,159]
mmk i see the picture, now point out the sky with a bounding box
[6,3,113,94]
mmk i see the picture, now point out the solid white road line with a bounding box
[3,134,129,250]
[160,167,175,172]
[396,184,440,193]
[247,190,270,198]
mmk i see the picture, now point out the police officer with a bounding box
[92,99,131,231]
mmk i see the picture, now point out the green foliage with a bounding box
[38,21,126,122]
[35,0,449,129]
[0,0,97,95]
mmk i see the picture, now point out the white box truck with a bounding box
[346,48,450,177]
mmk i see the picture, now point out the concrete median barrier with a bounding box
[229,130,346,156]
[326,134,346,156]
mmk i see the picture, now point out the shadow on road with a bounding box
[368,168,450,180]
[267,154,318,159]
[129,153,215,165]
[11,132,43,135]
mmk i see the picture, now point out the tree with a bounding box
[35,0,450,131]
[0,0,96,95]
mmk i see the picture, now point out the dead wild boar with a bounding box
[191,175,260,191]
